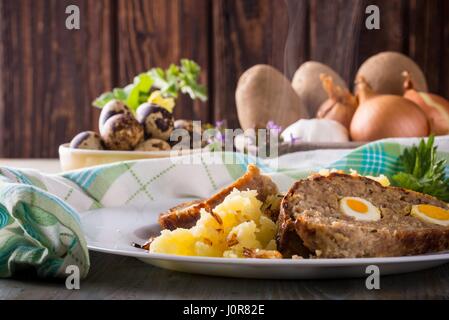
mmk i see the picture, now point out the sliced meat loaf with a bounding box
[159,164,279,230]
[277,173,449,258]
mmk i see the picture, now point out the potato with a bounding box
[236,65,309,130]
[223,222,261,257]
[149,189,277,258]
[356,51,428,95]
[292,61,347,116]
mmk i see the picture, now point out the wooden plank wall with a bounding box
[0,0,447,158]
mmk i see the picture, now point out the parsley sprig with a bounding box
[392,136,449,202]
[93,59,207,111]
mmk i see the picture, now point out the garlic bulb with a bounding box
[281,119,349,143]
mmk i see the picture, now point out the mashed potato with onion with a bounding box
[150,189,277,258]
[318,168,390,187]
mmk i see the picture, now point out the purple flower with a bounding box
[290,133,300,144]
[266,121,282,134]
[214,130,225,143]
[207,128,225,145]
[219,132,225,142]
[215,120,225,129]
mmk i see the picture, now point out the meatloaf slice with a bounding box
[159,164,279,230]
[277,173,449,258]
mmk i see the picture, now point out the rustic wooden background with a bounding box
[0,0,448,158]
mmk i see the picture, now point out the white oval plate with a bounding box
[80,199,449,279]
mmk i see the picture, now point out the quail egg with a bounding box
[136,103,174,141]
[172,119,197,147]
[99,99,132,132]
[172,119,211,148]
[69,131,104,150]
[174,119,195,133]
[100,113,144,150]
[134,138,171,151]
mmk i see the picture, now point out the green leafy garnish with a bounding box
[392,136,449,202]
[93,59,207,111]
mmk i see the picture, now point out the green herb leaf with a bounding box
[93,92,115,108]
[113,88,127,101]
[92,59,208,111]
[181,59,200,76]
[123,73,154,110]
[392,135,449,202]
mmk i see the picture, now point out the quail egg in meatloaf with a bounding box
[136,103,174,141]
[411,204,449,226]
[339,197,381,222]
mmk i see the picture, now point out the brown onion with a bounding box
[350,77,429,141]
[403,71,449,135]
[316,74,357,129]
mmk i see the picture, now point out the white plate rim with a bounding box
[87,244,449,266]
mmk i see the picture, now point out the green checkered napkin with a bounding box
[1,137,448,278]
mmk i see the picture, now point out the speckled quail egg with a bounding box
[172,119,196,146]
[134,138,171,151]
[69,131,104,150]
[136,103,174,141]
[174,119,195,133]
[100,113,144,150]
[172,119,210,148]
[99,99,132,132]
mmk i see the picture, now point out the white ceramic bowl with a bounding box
[59,143,202,171]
